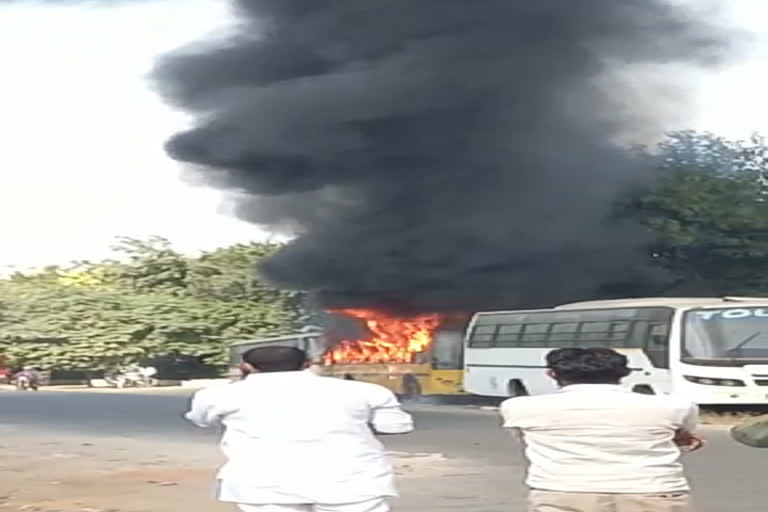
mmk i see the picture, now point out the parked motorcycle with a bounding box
[104,366,157,388]
[14,374,39,391]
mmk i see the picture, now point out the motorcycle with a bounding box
[14,374,39,391]
[104,368,157,388]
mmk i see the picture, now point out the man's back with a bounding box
[501,384,698,494]
[186,371,413,505]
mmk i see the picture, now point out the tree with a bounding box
[628,131,768,294]
[107,236,190,293]
[0,239,307,372]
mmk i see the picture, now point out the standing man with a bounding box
[501,347,703,512]
[185,346,414,512]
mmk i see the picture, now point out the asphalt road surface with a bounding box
[0,389,765,512]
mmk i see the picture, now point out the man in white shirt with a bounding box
[500,347,703,512]
[185,346,414,512]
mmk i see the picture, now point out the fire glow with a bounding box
[324,309,443,364]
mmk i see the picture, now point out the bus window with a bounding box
[432,331,463,369]
[574,321,630,345]
[549,322,578,343]
[644,323,670,368]
[469,307,672,350]
[468,325,496,347]
[495,324,522,345]
[518,323,549,346]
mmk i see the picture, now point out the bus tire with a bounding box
[402,375,422,400]
[343,373,355,381]
[507,380,528,398]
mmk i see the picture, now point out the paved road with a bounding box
[0,389,508,459]
[0,389,766,511]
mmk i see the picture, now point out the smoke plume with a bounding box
[153,1,735,312]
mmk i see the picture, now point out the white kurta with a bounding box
[185,371,414,505]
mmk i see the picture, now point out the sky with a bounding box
[0,0,767,271]
[0,0,265,271]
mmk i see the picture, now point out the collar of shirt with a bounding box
[558,384,627,393]
[244,370,315,381]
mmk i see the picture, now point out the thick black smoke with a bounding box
[153,1,735,313]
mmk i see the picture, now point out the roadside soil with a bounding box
[0,427,517,512]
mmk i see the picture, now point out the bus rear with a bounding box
[322,329,466,398]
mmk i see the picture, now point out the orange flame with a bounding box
[324,309,442,364]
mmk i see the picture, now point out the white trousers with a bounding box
[238,498,390,512]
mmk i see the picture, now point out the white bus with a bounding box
[463,297,768,405]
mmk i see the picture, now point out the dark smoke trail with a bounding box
[153,1,736,312]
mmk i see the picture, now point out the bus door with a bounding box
[427,330,465,394]
[615,317,673,395]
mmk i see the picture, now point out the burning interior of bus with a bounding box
[319,309,468,396]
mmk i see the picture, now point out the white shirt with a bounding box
[500,384,699,494]
[185,371,414,505]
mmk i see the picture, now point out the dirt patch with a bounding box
[0,429,514,512]
[0,430,223,512]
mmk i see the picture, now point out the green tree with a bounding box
[107,236,190,293]
[0,239,307,372]
[183,243,308,365]
[629,131,768,294]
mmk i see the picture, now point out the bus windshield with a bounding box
[683,307,768,365]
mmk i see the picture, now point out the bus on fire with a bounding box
[228,317,466,398]
[462,297,768,405]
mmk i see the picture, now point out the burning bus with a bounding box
[228,310,466,398]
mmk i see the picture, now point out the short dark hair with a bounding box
[546,347,630,385]
[242,346,308,372]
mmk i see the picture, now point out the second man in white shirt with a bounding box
[501,347,703,512]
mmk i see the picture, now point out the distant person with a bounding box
[501,347,703,512]
[185,346,414,512]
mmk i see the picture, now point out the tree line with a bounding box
[0,239,307,374]
[628,130,768,294]
[0,130,766,373]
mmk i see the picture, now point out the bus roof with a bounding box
[555,296,768,310]
[229,332,322,348]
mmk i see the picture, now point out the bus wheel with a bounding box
[343,373,355,381]
[402,375,422,401]
[507,380,529,398]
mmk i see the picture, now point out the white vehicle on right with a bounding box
[463,297,768,405]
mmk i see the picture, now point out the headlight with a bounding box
[684,375,746,387]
